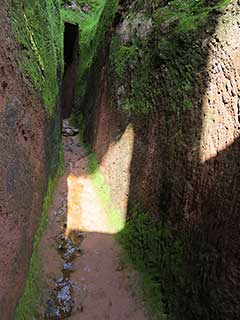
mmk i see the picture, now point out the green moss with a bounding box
[111,36,155,114]
[154,0,231,33]
[61,0,119,105]
[117,205,184,319]
[77,0,119,99]
[110,0,231,115]
[61,8,83,24]
[111,42,138,76]
[87,152,125,233]
[14,149,64,320]
[12,0,63,113]
[70,111,86,144]
[111,35,159,114]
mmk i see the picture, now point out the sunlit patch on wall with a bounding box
[199,37,240,164]
[99,123,135,221]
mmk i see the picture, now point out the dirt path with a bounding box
[39,121,148,319]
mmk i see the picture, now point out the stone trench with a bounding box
[0,1,240,320]
[39,120,148,320]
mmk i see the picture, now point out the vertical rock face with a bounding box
[0,2,62,319]
[80,0,240,318]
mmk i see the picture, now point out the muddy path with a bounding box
[38,120,148,319]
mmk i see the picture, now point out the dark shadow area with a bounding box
[184,136,240,319]
[61,23,79,119]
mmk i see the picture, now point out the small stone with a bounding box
[45,298,58,318]
[62,127,79,137]
[72,128,79,134]
[82,5,90,13]
[58,244,64,251]
[63,246,75,261]
[63,262,74,271]
[60,234,66,241]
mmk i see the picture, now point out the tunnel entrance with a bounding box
[61,22,79,119]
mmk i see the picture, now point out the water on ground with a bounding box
[39,120,148,320]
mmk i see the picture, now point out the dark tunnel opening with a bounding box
[61,22,79,119]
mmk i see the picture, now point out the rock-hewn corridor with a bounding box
[39,121,147,319]
[0,1,240,320]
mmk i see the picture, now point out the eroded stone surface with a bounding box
[0,2,62,318]
[80,2,240,318]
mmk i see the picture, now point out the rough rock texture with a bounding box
[80,1,240,319]
[0,2,62,319]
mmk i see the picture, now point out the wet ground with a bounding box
[38,120,148,319]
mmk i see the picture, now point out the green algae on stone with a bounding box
[12,0,63,113]
[110,0,231,115]
[61,0,119,107]
[87,152,125,233]
[14,149,64,320]
[117,205,184,319]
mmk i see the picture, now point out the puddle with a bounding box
[43,231,84,319]
[45,277,73,319]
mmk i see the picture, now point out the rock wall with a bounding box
[0,1,62,319]
[79,1,240,319]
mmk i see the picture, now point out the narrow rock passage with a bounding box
[39,120,148,319]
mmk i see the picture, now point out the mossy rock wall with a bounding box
[61,0,119,107]
[12,0,63,113]
[80,0,240,319]
[1,1,119,317]
[0,1,63,318]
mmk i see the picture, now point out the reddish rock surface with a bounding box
[0,2,61,318]
[81,3,240,319]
